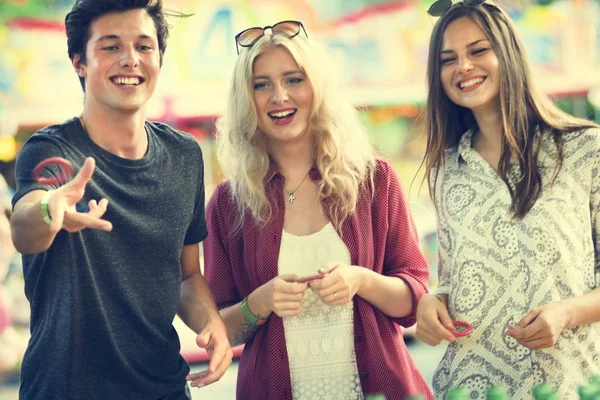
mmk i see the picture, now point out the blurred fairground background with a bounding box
[1,0,600,398]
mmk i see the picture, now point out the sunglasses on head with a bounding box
[234,20,308,55]
[427,0,486,16]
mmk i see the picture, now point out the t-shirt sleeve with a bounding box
[184,141,208,245]
[376,159,430,327]
[12,136,66,209]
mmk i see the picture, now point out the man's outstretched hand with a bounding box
[46,157,112,233]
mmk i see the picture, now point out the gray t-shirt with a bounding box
[13,117,207,400]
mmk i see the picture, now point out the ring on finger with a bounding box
[333,292,338,300]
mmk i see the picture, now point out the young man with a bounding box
[10,1,232,399]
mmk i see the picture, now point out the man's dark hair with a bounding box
[65,0,170,91]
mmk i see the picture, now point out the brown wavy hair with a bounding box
[423,1,598,218]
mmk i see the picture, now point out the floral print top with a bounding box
[432,127,600,399]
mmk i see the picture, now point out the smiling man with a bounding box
[9,1,232,399]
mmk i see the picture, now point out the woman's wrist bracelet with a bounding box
[241,296,268,326]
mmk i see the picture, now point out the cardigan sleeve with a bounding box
[376,159,430,327]
[203,182,241,309]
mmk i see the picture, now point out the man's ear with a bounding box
[72,54,86,78]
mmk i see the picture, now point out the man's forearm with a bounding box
[11,192,57,254]
[178,272,222,333]
[179,270,265,345]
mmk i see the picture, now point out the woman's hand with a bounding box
[505,301,573,350]
[416,293,456,345]
[249,275,309,319]
[308,261,363,306]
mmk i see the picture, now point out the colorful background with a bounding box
[0,0,599,397]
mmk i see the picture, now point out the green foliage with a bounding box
[0,0,69,24]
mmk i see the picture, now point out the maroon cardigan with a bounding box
[203,158,432,399]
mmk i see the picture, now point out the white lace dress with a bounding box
[278,222,363,400]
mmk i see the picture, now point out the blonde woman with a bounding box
[198,21,432,400]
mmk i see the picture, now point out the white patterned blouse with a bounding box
[432,127,600,399]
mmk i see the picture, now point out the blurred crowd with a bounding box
[0,162,28,383]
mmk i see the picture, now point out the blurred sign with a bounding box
[0,0,598,124]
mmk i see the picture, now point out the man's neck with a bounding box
[81,108,149,160]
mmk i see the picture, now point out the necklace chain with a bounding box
[285,171,310,204]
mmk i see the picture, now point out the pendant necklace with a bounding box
[285,171,310,204]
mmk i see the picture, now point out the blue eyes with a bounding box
[253,82,268,90]
[252,77,305,91]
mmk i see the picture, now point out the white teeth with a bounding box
[269,110,295,118]
[460,77,485,89]
[113,77,141,86]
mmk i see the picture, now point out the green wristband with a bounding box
[40,191,53,225]
[241,296,267,326]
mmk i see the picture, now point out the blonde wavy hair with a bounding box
[216,29,376,230]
